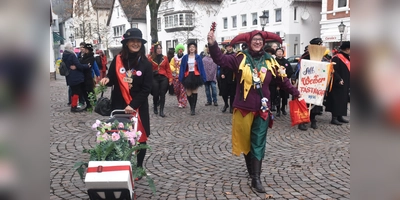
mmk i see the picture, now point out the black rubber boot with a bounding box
[250,158,266,193]
[71,107,83,113]
[191,93,197,115]
[276,106,281,117]
[159,102,165,117]
[243,154,252,176]
[222,104,229,113]
[337,116,349,123]
[331,116,343,125]
[298,123,308,131]
[153,103,158,115]
[311,119,318,129]
[281,105,287,115]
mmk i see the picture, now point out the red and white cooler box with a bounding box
[85,161,135,199]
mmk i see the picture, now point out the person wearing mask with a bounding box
[295,38,331,130]
[202,49,218,106]
[219,43,236,113]
[170,44,187,108]
[274,48,294,117]
[79,43,96,111]
[207,30,301,193]
[99,28,153,181]
[63,43,91,112]
[325,41,350,124]
[179,42,207,115]
[148,42,173,117]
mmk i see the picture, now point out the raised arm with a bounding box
[207,30,242,71]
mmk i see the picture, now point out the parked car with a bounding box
[287,55,301,72]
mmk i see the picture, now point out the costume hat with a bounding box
[121,28,147,45]
[229,30,282,46]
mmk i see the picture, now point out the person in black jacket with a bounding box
[99,28,153,180]
[62,43,91,112]
[219,43,236,113]
[79,43,96,111]
[275,48,294,116]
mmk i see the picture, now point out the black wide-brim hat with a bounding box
[121,28,147,45]
[187,41,197,48]
[339,41,350,50]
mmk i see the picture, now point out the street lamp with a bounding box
[338,21,346,45]
[259,10,269,31]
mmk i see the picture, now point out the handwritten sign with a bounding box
[298,60,330,106]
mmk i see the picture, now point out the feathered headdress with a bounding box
[230,30,282,46]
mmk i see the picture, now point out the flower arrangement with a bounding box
[74,119,155,193]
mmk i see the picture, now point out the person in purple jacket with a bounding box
[207,30,301,193]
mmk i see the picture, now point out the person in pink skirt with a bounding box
[170,44,187,108]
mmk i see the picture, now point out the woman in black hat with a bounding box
[100,28,153,180]
[178,42,207,115]
[79,43,96,111]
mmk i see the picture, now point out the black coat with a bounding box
[79,52,95,90]
[62,50,89,86]
[219,52,236,97]
[275,57,293,99]
[325,52,350,116]
[106,53,153,137]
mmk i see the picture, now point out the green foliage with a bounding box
[87,85,107,112]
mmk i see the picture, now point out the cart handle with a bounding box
[110,109,138,118]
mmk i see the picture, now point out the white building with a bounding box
[72,0,112,50]
[320,0,350,50]
[215,0,322,57]
[153,0,223,55]
[107,0,148,58]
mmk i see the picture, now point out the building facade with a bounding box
[215,0,322,57]
[320,0,350,50]
[152,0,222,55]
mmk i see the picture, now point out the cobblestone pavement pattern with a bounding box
[50,77,350,200]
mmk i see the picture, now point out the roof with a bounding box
[107,0,147,26]
[91,0,114,9]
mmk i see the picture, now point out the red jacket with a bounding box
[148,55,173,83]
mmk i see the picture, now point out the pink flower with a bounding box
[111,133,120,141]
[118,122,125,128]
[91,123,98,130]
[129,137,136,145]
[95,120,101,125]
[102,133,110,140]
[96,131,101,136]
[136,70,142,76]
[136,131,142,140]
[104,123,112,130]
[261,67,267,73]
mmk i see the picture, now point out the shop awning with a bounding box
[52,32,65,42]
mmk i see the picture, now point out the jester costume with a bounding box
[209,30,300,193]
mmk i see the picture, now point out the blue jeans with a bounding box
[204,81,217,103]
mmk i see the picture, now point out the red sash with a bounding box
[116,55,132,105]
[335,53,350,72]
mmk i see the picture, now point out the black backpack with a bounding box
[94,91,112,116]
[59,61,69,76]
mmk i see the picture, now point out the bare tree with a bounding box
[148,0,163,42]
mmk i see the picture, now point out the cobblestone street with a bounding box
[50,76,350,200]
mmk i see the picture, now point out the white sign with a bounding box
[298,60,330,106]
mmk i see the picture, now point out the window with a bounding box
[275,8,281,22]
[173,39,178,47]
[294,44,299,55]
[294,7,297,21]
[185,14,193,25]
[164,13,195,28]
[241,14,247,27]
[223,18,228,29]
[179,14,184,25]
[232,16,237,28]
[252,13,257,25]
[131,23,138,28]
[275,32,280,37]
[157,18,161,31]
[265,10,270,24]
[174,15,178,27]
[166,40,172,53]
[338,0,347,7]
[116,6,120,17]
[113,25,125,37]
